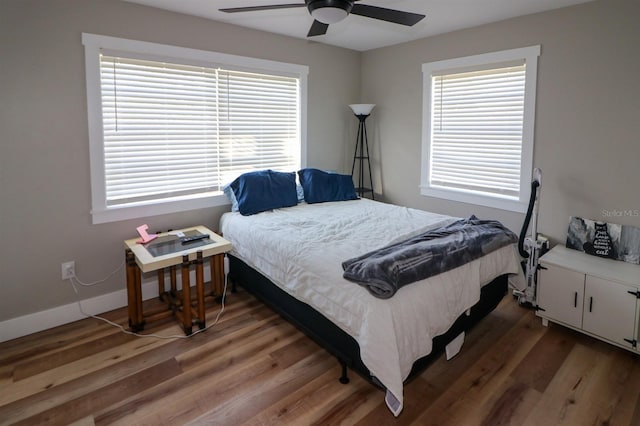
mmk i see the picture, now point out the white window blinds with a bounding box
[217,70,300,184]
[429,63,526,199]
[100,55,300,207]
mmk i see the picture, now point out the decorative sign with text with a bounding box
[566,217,640,265]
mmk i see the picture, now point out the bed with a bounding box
[219,173,522,416]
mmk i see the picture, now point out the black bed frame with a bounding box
[228,254,508,386]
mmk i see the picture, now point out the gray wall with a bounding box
[0,0,360,321]
[361,0,640,241]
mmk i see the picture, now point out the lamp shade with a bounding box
[349,104,375,115]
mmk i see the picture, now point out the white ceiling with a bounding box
[123,0,595,51]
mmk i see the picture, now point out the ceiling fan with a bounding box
[220,0,426,37]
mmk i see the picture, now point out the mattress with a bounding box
[220,198,521,415]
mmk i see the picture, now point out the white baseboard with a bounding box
[0,265,212,343]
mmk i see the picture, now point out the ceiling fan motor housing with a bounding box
[306,0,354,24]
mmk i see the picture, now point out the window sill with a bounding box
[91,193,229,224]
[420,186,527,214]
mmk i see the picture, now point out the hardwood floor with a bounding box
[2,285,640,425]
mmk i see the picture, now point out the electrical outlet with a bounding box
[61,261,75,280]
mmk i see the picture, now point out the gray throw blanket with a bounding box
[342,216,517,299]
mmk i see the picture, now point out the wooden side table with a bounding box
[123,226,232,335]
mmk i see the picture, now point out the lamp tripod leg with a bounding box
[363,123,374,200]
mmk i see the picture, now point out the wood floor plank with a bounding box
[478,377,542,426]
[509,323,576,393]
[0,298,266,423]
[522,342,609,425]
[241,365,363,425]
[410,308,546,425]
[94,319,303,425]
[94,349,280,426]
[120,340,306,426]
[351,297,531,426]
[551,342,640,426]
[268,334,323,369]
[67,415,96,426]
[2,289,640,425]
[0,335,181,423]
[353,376,439,426]
[631,388,640,426]
[0,366,13,388]
[185,351,337,425]
[0,334,166,407]
[11,331,134,381]
[0,318,101,360]
[310,382,382,426]
[174,310,280,370]
[12,358,182,426]
[419,295,527,394]
[0,320,110,370]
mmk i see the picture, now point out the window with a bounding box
[83,33,308,224]
[421,46,540,212]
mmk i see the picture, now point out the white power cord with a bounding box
[67,256,229,339]
[72,261,125,287]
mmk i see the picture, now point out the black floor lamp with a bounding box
[349,104,375,199]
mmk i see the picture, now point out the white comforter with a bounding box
[220,199,521,416]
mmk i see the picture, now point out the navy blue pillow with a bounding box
[298,168,358,204]
[229,170,298,215]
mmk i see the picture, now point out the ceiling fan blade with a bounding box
[351,4,425,26]
[307,20,329,37]
[220,3,305,13]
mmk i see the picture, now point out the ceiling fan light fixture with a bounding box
[307,0,353,24]
[310,7,347,24]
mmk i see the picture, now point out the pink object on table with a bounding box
[136,224,158,244]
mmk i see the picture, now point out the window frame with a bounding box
[82,33,308,224]
[420,46,540,213]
